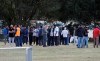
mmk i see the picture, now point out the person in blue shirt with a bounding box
[2,26,9,45]
[23,27,28,45]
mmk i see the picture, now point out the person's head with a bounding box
[95,25,99,28]
[64,27,66,30]
[10,25,13,28]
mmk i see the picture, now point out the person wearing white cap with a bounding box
[8,25,15,46]
[61,27,69,45]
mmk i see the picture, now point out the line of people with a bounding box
[2,24,100,48]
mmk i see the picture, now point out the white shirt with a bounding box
[50,28,54,36]
[33,29,39,37]
[54,27,59,36]
[61,29,68,37]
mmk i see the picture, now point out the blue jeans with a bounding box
[15,36,20,47]
[3,35,8,42]
[19,36,23,46]
[83,36,88,48]
[43,35,47,47]
[64,37,69,45]
[77,37,83,48]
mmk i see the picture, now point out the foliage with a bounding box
[0,0,98,25]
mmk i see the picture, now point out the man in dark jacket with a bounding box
[76,25,84,48]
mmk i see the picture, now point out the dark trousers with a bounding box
[63,37,69,45]
[29,35,33,45]
[38,36,43,46]
[19,36,23,46]
[23,36,28,45]
[47,36,51,46]
[54,36,59,46]
[15,36,21,47]
[36,37,39,45]
[50,36,54,46]
[60,35,64,45]
[33,36,36,44]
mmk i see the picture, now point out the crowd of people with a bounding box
[1,23,100,48]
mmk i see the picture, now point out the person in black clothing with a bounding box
[59,27,64,45]
[70,26,74,43]
[76,25,84,48]
[8,25,15,46]
[29,27,33,46]
[38,26,43,46]
[50,26,54,46]
[47,26,51,46]
[83,26,88,48]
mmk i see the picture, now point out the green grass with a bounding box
[0,42,100,61]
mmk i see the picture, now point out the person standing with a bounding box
[61,27,69,45]
[93,25,100,48]
[47,26,51,46]
[54,25,59,46]
[8,25,15,47]
[23,27,28,45]
[83,26,89,48]
[2,26,9,45]
[38,26,43,46]
[32,27,36,45]
[15,25,21,47]
[33,27,39,45]
[42,25,48,47]
[76,25,84,48]
[50,26,54,46]
[29,27,33,46]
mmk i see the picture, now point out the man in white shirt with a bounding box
[54,26,59,46]
[61,27,69,45]
[33,27,39,45]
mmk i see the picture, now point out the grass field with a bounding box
[0,42,100,61]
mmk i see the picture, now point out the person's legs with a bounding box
[77,37,81,48]
[9,37,12,46]
[64,37,68,45]
[36,37,39,45]
[25,36,28,45]
[15,37,18,47]
[57,36,59,46]
[43,36,46,47]
[17,36,20,47]
[12,37,15,46]
[3,35,7,45]
[29,36,32,46]
[80,37,83,48]
[70,36,74,43]
[19,36,23,47]
[23,36,25,45]
[38,36,42,46]
[47,36,50,46]
[33,36,36,44]
[82,37,85,48]
[85,37,88,48]
[93,38,96,48]
[96,37,99,48]
[50,36,54,46]
[55,36,58,46]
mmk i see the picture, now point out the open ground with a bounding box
[0,42,100,61]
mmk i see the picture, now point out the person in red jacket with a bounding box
[93,25,100,48]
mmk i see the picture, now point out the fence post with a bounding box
[26,47,32,61]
